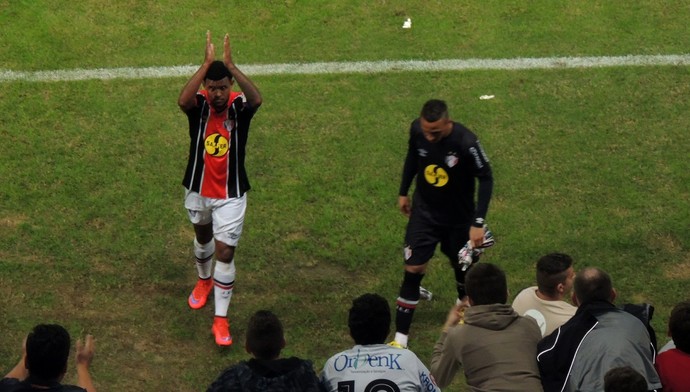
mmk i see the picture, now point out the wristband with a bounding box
[472,217,485,228]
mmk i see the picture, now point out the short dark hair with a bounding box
[25,324,71,381]
[669,300,690,353]
[574,267,613,305]
[604,366,647,392]
[246,310,284,360]
[205,60,232,81]
[536,253,573,297]
[465,263,507,305]
[420,99,448,122]
[348,293,391,345]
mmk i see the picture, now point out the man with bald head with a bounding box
[536,267,661,392]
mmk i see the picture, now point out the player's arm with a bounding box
[223,34,262,109]
[398,124,418,217]
[178,31,215,112]
[469,140,493,246]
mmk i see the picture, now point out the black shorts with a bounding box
[403,211,471,266]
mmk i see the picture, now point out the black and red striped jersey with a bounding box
[182,90,259,199]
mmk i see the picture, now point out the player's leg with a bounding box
[209,194,246,346]
[393,215,438,348]
[441,223,472,304]
[185,191,215,309]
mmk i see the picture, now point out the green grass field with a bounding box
[1,1,689,391]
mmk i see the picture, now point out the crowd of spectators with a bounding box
[3,255,686,391]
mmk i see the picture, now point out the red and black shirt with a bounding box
[182,91,259,199]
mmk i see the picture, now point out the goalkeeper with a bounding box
[392,99,494,348]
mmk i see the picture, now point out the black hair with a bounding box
[536,253,573,297]
[205,60,232,81]
[25,324,71,381]
[420,99,448,122]
[669,300,690,353]
[465,263,507,305]
[348,293,391,345]
[604,366,647,392]
[246,310,284,360]
[574,267,613,305]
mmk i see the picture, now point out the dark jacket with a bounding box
[207,357,322,392]
[0,377,85,392]
[537,300,661,392]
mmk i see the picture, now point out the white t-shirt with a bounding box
[321,344,440,392]
[512,286,577,336]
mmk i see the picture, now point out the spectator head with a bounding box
[420,99,449,122]
[245,310,285,360]
[536,253,575,299]
[25,324,71,382]
[604,366,647,392]
[573,267,616,306]
[466,263,508,306]
[348,293,391,345]
[668,300,690,354]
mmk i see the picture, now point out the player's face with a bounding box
[420,116,452,143]
[205,77,233,112]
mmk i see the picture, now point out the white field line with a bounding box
[1,54,689,83]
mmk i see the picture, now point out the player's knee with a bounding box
[215,242,235,263]
[405,266,427,276]
[193,223,213,243]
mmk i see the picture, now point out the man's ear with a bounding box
[609,288,617,303]
[556,282,565,295]
[572,291,580,307]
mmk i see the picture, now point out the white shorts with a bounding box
[184,190,247,247]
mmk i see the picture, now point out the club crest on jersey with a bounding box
[205,133,229,157]
[424,165,449,187]
[223,119,235,132]
[445,153,459,168]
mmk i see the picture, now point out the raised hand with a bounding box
[223,33,235,68]
[205,30,215,65]
[75,334,95,367]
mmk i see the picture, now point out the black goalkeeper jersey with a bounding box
[399,119,493,225]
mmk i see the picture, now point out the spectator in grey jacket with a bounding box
[537,267,661,392]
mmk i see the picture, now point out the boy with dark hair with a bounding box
[321,293,440,392]
[512,253,577,336]
[1,324,96,392]
[655,300,690,391]
[430,263,544,390]
[245,310,285,360]
[207,310,321,392]
[604,366,647,392]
